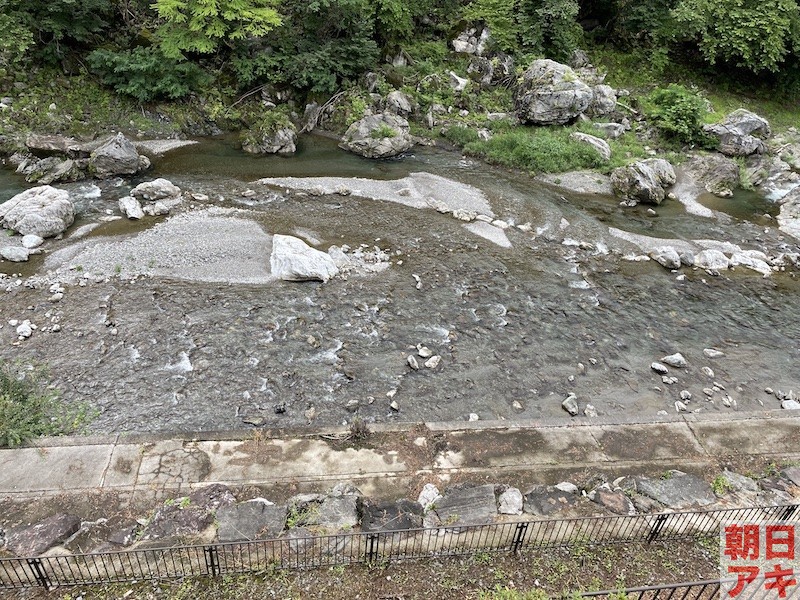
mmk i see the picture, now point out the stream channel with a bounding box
[1,134,799,434]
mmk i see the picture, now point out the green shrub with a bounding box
[643,84,713,146]
[443,125,480,146]
[464,128,605,173]
[0,361,93,447]
[370,123,398,138]
[87,47,210,102]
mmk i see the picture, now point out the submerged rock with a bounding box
[271,234,339,282]
[682,153,740,198]
[695,249,730,272]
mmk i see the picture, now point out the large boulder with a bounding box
[339,113,414,159]
[384,90,415,117]
[611,158,676,205]
[778,188,800,240]
[242,126,297,156]
[703,109,771,156]
[6,514,82,556]
[89,132,148,178]
[514,59,593,125]
[682,153,740,197]
[22,157,88,185]
[25,133,88,158]
[271,234,339,282]
[0,185,75,237]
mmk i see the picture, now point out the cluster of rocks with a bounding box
[3,468,798,558]
[646,244,796,277]
[11,132,150,185]
[118,178,183,220]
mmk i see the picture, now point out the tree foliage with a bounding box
[672,0,800,73]
[152,0,282,58]
[643,84,712,145]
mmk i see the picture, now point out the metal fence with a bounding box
[2,503,798,589]
[584,576,798,600]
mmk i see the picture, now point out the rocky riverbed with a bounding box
[1,136,799,434]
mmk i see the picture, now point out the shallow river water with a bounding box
[1,136,799,434]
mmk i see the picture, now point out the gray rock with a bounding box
[339,113,414,159]
[312,495,360,530]
[569,132,611,161]
[649,246,681,269]
[216,501,286,542]
[385,90,415,117]
[593,122,626,139]
[119,196,144,220]
[524,484,578,516]
[730,251,772,276]
[21,234,43,249]
[433,484,497,526]
[448,71,469,92]
[0,185,75,237]
[695,249,730,272]
[515,59,593,125]
[361,499,423,532]
[587,84,617,117]
[141,484,236,541]
[782,466,800,487]
[142,201,171,217]
[131,178,181,201]
[89,133,146,178]
[25,133,87,158]
[682,154,740,197]
[562,393,579,416]
[467,56,494,87]
[635,472,716,509]
[498,487,524,515]
[271,234,339,282]
[611,159,675,205]
[651,362,669,375]
[6,513,81,556]
[1,246,30,262]
[242,126,297,156]
[778,189,800,240]
[703,109,771,156]
[720,471,759,494]
[661,353,687,368]
[24,157,87,185]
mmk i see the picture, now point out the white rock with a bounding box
[695,249,730,271]
[649,246,682,270]
[424,355,441,369]
[675,401,688,412]
[1,247,30,262]
[554,482,579,494]
[417,344,433,358]
[680,390,692,401]
[498,487,524,515]
[0,185,74,237]
[418,483,442,512]
[16,320,33,338]
[584,404,598,417]
[118,196,144,220]
[703,348,725,358]
[270,234,339,282]
[782,400,800,410]
[389,400,400,411]
[130,178,181,201]
[661,353,687,368]
[562,394,579,416]
[651,362,669,375]
[468,413,479,421]
[702,366,715,377]
[407,355,420,370]
[21,235,44,249]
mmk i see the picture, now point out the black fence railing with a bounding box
[2,503,798,589]
[583,576,797,600]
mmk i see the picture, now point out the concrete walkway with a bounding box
[1,411,798,503]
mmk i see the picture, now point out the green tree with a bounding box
[672,0,800,72]
[152,0,282,58]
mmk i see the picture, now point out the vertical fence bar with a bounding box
[510,522,529,554]
[204,545,219,577]
[25,558,50,588]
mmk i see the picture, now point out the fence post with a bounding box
[26,558,50,588]
[511,522,529,554]
[364,534,379,563]
[646,514,669,543]
[779,505,798,521]
[204,546,220,577]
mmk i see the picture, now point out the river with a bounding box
[0,135,798,434]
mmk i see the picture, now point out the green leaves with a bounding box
[152,0,282,58]
[643,84,713,146]
[672,0,799,72]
